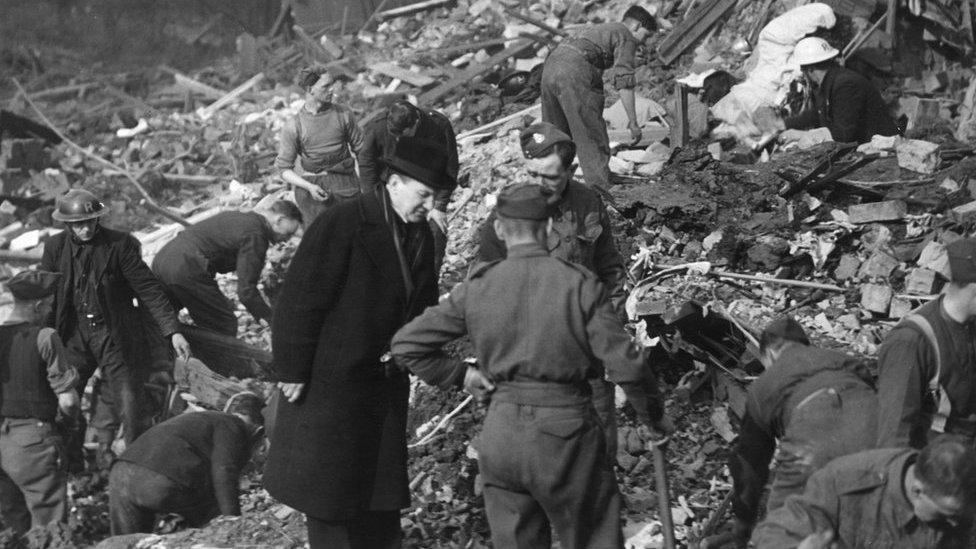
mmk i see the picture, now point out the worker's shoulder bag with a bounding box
[901,314,951,433]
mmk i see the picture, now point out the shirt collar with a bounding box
[507,242,550,259]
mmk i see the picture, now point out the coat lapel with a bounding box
[356,193,407,306]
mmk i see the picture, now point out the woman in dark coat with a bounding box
[264,137,450,549]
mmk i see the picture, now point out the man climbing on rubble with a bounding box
[876,237,976,450]
[41,189,191,459]
[265,138,451,549]
[0,271,79,535]
[359,99,459,271]
[751,435,976,548]
[151,201,303,336]
[478,122,627,462]
[276,67,363,227]
[108,393,264,534]
[721,317,877,547]
[540,5,657,191]
[780,36,898,145]
[392,183,672,549]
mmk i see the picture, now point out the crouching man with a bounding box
[392,184,672,548]
[0,270,79,534]
[108,393,265,534]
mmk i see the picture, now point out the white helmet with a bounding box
[793,37,840,66]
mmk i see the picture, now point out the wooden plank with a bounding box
[171,72,227,101]
[197,73,265,120]
[370,61,436,87]
[457,104,541,139]
[504,8,568,37]
[671,84,690,148]
[379,0,454,20]
[174,357,257,411]
[419,39,537,105]
[657,0,739,65]
[401,37,509,59]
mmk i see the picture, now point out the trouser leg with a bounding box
[108,461,157,535]
[0,419,67,531]
[483,485,552,549]
[589,378,618,463]
[560,85,611,190]
[541,67,571,137]
[0,464,30,534]
[169,274,238,337]
[83,325,142,444]
[306,511,402,549]
[63,330,116,462]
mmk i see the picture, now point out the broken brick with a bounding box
[896,139,941,174]
[860,283,893,314]
[889,297,913,319]
[834,254,861,281]
[904,268,939,295]
[917,241,952,279]
[858,250,899,279]
[847,200,907,224]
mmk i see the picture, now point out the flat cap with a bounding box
[6,270,60,301]
[947,238,976,283]
[496,184,554,220]
[762,317,810,347]
[384,137,453,190]
[520,122,573,159]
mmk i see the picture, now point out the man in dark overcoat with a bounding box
[40,189,191,455]
[264,137,451,549]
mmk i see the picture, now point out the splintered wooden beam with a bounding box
[379,0,455,20]
[370,62,436,87]
[657,0,740,65]
[419,39,537,104]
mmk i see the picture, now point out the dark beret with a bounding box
[947,238,976,284]
[384,137,453,190]
[496,185,554,220]
[520,122,573,159]
[6,270,60,301]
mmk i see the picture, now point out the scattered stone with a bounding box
[889,297,913,319]
[858,250,899,279]
[833,254,861,281]
[617,452,639,472]
[917,241,952,278]
[860,283,893,314]
[896,138,940,174]
[904,268,939,295]
[847,200,907,224]
[900,96,942,131]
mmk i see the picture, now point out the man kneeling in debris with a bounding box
[107,393,264,534]
[780,37,898,145]
[392,184,672,548]
[752,435,976,548]
[0,271,79,534]
[151,201,303,336]
[721,318,877,547]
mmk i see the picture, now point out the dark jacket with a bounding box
[785,65,898,144]
[41,227,180,363]
[118,411,251,516]
[264,190,438,520]
[0,323,77,421]
[358,107,459,210]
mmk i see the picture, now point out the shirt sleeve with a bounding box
[751,468,839,549]
[36,327,78,394]
[119,235,180,338]
[274,118,300,173]
[346,110,365,156]
[235,233,272,323]
[582,277,663,424]
[827,80,867,143]
[390,285,469,390]
[210,422,248,516]
[608,27,638,90]
[591,198,628,314]
[730,398,777,526]
[358,122,384,195]
[876,327,931,448]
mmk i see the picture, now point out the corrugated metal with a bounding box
[288,0,420,33]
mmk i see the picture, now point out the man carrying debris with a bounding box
[780,37,898,145]
[723,318,877,546]
[151,201,303,336]
[479,122,627,461]
[41,189,192,454]
[276,67,364,227]
[751,435,976,548]
[359,99,459,270]
[265,138,451,549]
[392,183,672,549]
[876,238,976,450]
[108,393,265,534]
[0,271,78,534]
[540,5,657,191]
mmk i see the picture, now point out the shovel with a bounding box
[649,436,677,549]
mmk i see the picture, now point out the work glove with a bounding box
[463,366,495,404]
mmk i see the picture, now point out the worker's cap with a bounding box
[496,184,554,220]
[520,122,573,159]
[5,270,60,301]
[623,5,657,32]
[760,317,810,349]
[384,137,452,190]
[947,238,976,284]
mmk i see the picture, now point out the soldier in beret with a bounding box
[479,121,628,461]
[877,237,976,450]
[540,4,657,190]
[265,136,450,548]
[0,270,79,533]
[392,183,672,549]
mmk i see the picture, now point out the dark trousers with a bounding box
[64,321,143,445]
[153,247,238,337]
[767,385,878,512]
[0,419,67,534]
[109,460,219,535]
[306,510,402,549]
[478,400,623,549]
[589,378,618,462]
[541,49,611,190]
[295,172,361,228]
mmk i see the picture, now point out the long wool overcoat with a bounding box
[264,190,437,520]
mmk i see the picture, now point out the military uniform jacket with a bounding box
[752,448,965,548]
[391,242,663,424]
[41,228,180,363]
[478,181,627,309]
[264,190,437,520]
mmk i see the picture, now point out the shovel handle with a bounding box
[651,441,677,549]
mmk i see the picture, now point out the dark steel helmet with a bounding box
[497,70,530,97]
[52,189,108,223]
